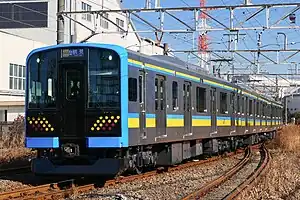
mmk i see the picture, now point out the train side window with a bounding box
[172,81,178,110]
[220,92,228,114]
[196,87,206,113]
[128,78,137,102]
[237,95,240,112]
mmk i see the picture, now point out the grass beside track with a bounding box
[239,125,300,200]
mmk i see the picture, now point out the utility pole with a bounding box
[57,0,65,44]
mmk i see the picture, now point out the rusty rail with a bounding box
[182,146,252,200]
[0,150,242,200]
[224,144,271,200]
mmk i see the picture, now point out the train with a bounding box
[24,42,283,176]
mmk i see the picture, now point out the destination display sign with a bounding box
[61,48,84,58]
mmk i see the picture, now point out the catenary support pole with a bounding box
[57,0,65,44]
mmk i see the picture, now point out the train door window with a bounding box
[128,78,137,102]
[256,101,259,116]
[183,84,186,111]
[160,79,165,110]
[139,75,144,103]
[172,81,178,110]
[230,92,235,113]
[196,87,206,113]
[220,92,228,114]
[245,97,248,114]
[262,103,265,116]
[249,99,255,115]
[186,84,190,111]
[66,70,81,100]
[241,96,245,114]
[155,78,158,110]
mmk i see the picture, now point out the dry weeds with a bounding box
[0,116,35,167]
[239,125,300,200]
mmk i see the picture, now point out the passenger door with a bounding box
[183,81,192,134]
[210,88,217,133]
[60,63,85,138]
[155,75,166,136]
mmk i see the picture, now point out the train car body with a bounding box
[25,43,283,176]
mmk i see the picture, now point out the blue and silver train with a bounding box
[24,43,283,175]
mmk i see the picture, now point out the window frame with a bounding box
[128,77,137,102]
[196,86,206,113]
[9,63,26,91]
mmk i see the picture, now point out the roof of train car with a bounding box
[127,50,283,107]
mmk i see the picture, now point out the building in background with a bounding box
[284,87,300,115]
[0,0,164,121]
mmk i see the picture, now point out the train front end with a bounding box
[25,43,128,176]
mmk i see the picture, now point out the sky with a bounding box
[119,0,300,76]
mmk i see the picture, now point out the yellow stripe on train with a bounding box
[128,59,143,66]
[217,119,231,126]
[145,63,175,75]
[192,119,211,126]
[167,119,184,127]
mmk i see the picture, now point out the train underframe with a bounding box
[31,131,277,176]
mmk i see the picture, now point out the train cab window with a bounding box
[172,81,178,110]
[27,50,57,108]
[196,87,206,113]
[220,92,228,114]
[129,78,137,102]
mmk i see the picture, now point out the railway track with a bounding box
[182,144,270,200]
[0,150,243,200]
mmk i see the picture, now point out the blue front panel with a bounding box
[26,137,59,148]
[26,43,129,148]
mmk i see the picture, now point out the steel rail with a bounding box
[224,144,271,200]
[0,150,243,200]
[181,146,253,200]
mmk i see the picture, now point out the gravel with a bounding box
[202,150,261,200]
[69,154,244,200]
[0,179,31,193]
